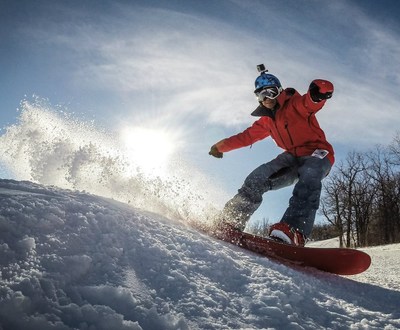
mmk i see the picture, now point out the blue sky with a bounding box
[1,0,400,225]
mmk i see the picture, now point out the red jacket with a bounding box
[216,85,335,165]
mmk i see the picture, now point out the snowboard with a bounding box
[206,224,371,275]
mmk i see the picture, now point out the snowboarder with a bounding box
[209,65,334,246]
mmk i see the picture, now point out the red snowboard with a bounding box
[207,226,371,275]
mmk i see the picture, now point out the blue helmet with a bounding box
[254,73,282,93]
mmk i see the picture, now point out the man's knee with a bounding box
[238,184,263,204]
[241,164,271,198]
[300,157,331,181]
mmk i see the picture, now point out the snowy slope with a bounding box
[0,179,399,330]
[308,237,400,292]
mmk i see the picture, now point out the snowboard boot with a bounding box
[268,222,306,247]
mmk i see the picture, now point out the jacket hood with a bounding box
[251,104,272,117]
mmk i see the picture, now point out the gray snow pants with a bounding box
[220,152,332,237]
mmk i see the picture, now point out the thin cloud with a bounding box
[19,1,400,147]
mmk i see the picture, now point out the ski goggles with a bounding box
[255,86,281,102]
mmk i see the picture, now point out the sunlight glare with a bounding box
[120,127,176,175]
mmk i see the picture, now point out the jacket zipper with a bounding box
[284,122,294,145]
[272,120,290,151]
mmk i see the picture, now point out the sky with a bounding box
[1,0,400,226]
[0,179,399,329]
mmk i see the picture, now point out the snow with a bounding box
[0,179,399,329]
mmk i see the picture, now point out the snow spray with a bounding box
[0,98,225,223]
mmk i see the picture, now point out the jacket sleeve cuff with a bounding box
[305,91,327,111]
[215,139,228,152]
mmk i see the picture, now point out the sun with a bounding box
[119,126,177,175]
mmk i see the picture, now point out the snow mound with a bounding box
[0,179,399,329]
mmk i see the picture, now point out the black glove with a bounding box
[309,79,334,102]
[209,145,223,158]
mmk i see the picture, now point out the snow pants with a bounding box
[220,152,332,237]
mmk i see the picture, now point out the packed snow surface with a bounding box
[0,179,399,330]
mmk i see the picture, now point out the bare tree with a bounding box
[321,173,346,247]
[388,131,400,165]
[352,169,377,246]
[367,146,400,244]
[321,152,368,247]
[321,134,400,247]
[247,217,270,237]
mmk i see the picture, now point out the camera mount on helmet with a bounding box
[256,64,268,74]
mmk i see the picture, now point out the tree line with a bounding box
[317,133,400,247]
